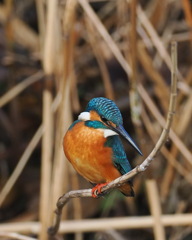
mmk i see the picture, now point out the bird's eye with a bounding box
[101,117,117,129]
[101,116,108,123]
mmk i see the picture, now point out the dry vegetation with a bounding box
[0,0,192,240]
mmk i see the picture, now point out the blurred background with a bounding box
[0,0,192,240]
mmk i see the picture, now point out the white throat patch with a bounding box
[101,129,118,138]
[78,112,90,121]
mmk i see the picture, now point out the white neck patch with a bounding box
[101,129,118,138]
[78,111,90,121]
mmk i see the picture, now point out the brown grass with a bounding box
[0,0,192,240]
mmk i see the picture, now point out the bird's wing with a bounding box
[105,136,132,175]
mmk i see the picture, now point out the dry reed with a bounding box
[0,1,192,240]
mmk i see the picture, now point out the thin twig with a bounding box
[48,41,178,238]
[141,108,192,186]
[0,71,44,108]
[138,42,169,111]
[0,125,43,207]
[138,83,192,165]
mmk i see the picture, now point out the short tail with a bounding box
[118,181,134,197]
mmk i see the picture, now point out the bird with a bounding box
[63,97,142,198]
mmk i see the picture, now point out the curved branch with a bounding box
[48,41,178,238]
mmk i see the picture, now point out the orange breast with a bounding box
[63,121,121,184]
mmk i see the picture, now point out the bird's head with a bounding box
[78,97,142,155]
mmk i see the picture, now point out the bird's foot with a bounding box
[92,183,108,198]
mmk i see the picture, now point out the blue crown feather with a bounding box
[86,97,123,126]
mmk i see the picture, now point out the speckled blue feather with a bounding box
[105,136,132,175]
[86,97,123,126]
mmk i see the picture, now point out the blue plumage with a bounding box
[105,135,132,175]
[86,97,123,126]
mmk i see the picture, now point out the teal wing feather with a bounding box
[105,136,132,175]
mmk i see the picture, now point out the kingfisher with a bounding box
[63,97,142,198]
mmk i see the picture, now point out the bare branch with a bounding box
[48,41,178,238]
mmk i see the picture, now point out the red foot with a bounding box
[92,183,108,198]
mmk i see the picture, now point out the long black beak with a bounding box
[114,125,143,156]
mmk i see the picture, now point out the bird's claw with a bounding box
[92,183,108,198]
